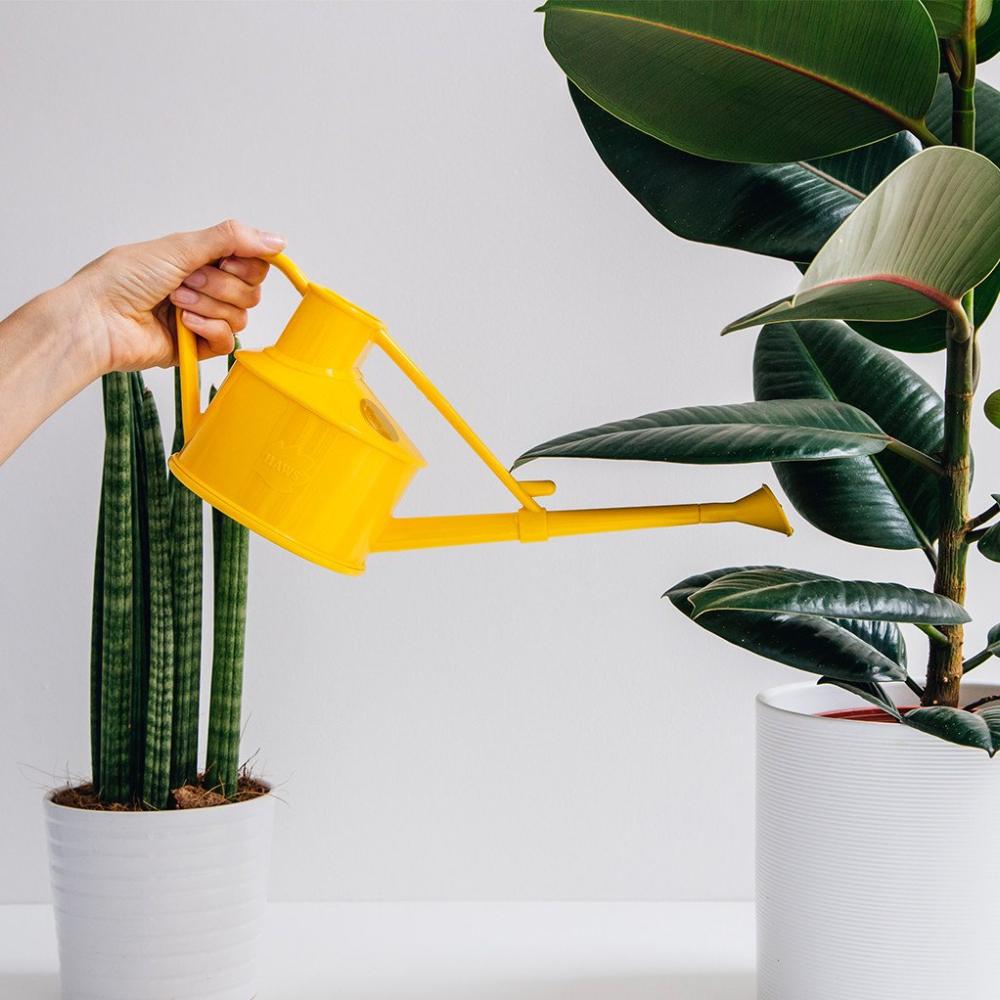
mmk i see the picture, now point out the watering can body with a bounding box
[169,254,792,574]
[171,276,424,574]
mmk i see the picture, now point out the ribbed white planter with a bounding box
[44,790,274,1000]
[758,681,1000,1000]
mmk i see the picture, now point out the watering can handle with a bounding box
[175,252,309,441]
[372,329,545,513]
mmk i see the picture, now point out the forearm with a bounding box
[0,281,106,464]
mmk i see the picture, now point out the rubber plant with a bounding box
[90,365,249,808]
[520,0,1000,752]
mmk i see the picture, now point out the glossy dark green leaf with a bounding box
[689,568,969,624]
[666,566,908,683]
[567,83,919,264]
[540,0,940,163]
[670,569,907,666]
[977,8,1000,60]
[904,705,1000,754]
[754,321,944,550]
[977,496,1000,560]
[817,677,903,719]
[513,400,889,469]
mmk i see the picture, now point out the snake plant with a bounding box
[90,367,248,807]
[522,0,1000,751]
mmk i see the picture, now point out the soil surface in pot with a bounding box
[819,707,918,723]
[51,775,268,811]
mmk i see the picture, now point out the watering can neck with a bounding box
[274,284,384,373]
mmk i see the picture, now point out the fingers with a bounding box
[181,260,265,309]
[166,248,271,361]
[170,287,247,334]
[179,311,237,359]
[161,219,286,274]
[217,256,269,285]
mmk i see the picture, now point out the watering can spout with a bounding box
[168,253,793,576]
[372,485,792,555]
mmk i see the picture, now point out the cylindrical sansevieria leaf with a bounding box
[89,481,105,785]
[138,387,175,809]
[205,376,250,798]
[96,373,135,804]
[128,374,149,801]
[168,368,203,790]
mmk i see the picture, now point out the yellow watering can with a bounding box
[168,254,792,575]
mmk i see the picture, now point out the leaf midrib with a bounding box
[800,272,962,314]
[549,5,927,135]
[542,423,889,445]
[795,161,865,201]
[693,577,945,620]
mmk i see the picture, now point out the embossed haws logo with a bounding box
[255,441,318,494]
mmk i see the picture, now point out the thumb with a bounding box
[161,219,286,273]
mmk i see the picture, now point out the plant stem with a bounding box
[917,623,950,647]
[923,7,977,707]
[963,648,995,674]
[967,501,1000,531]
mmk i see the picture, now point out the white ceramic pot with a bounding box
[758,681,1000,1000]
[44,791,274,1000]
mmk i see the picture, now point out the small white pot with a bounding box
[44,790,274,1000]
[758,681,1000,1000]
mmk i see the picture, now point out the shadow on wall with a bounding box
[282,970,754,1000]
[0,972,59,999]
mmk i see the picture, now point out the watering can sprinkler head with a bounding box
[167,253,792,575]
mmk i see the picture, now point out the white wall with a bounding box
[3,0,999,903]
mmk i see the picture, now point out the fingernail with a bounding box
[184,270,207,289]
[258,230,286,251]
[181,310,202,326]
[172,287,199,305]
[219,258,240,275]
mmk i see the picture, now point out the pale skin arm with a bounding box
[0,219,286,465]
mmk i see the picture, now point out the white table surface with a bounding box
[0,901,755,1000]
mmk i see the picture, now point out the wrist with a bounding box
[42,273,111,380]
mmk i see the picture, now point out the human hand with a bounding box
[69,219,286,374]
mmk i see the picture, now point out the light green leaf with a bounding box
[904,705,1000,754]
[666,567,907,683]
[688,568,970,624]
[754,321,944,550]
[513,400,890,469]
[986,391,1000,428]
[724,148,1000,335]
[846,76,1000,349]
[923,0,992,37]
[540,0,940,163]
